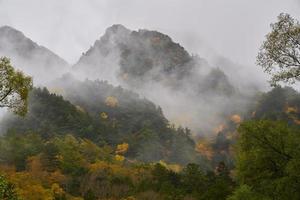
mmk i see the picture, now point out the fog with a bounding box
[0,0,299,135]
[0,0,299,65]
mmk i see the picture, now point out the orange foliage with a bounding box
[213,124,226,134]
[230,114,242,124]
[195,139,213,160]
[294,119,300,125]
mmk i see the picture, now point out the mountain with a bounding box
[73,25,249,133]
[74,24,199,88]
[0,26,69,85]
[0,24,252,133]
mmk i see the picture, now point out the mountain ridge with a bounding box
[0,25,70,85]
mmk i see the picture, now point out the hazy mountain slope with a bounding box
[2,78,206,165]
[74,24,197,88]
[0,24,254,134]
[73,25,250,134]
[73,25,131,83]
[0,26,70,85]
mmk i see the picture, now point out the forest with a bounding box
[0,5,300,200]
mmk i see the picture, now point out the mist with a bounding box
[0,0,299,135]
[0,0,299,64]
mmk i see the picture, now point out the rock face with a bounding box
[74,24,194,88]
[73,25,131,83]
[0,26,69,85]
[74,24,235,93]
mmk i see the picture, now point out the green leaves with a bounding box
[0,57,32,116]
[0,175,20,200]
[227,185,269,200]
[234,120,300,199]
[257,13,300,86]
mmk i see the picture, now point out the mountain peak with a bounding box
[0,25,21,33]
[75,24,193,84]
[0,25,29,44]
[105,24,130,35]
[0,25,69,85]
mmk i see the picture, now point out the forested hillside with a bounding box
[0,10,300,200]
[1,85,299,199]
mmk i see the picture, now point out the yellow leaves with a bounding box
[19,183,52,200]
[105,96,119,108]
[51,183,64,196]
[1,156,67,200]
[230,114,242,124]
[89,161,109,172]
[115,155,125,162]
[114,143,128,162]
[286,106,298,113]
[7,171,53,200]
[100,112,108,119]
[115,143,129,155]
[285,104,300,124]
[88,161,129,176]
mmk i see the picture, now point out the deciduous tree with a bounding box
[257,13,300,85]
[0,57,32,115]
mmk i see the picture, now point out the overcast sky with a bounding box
[0,0,299,66]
